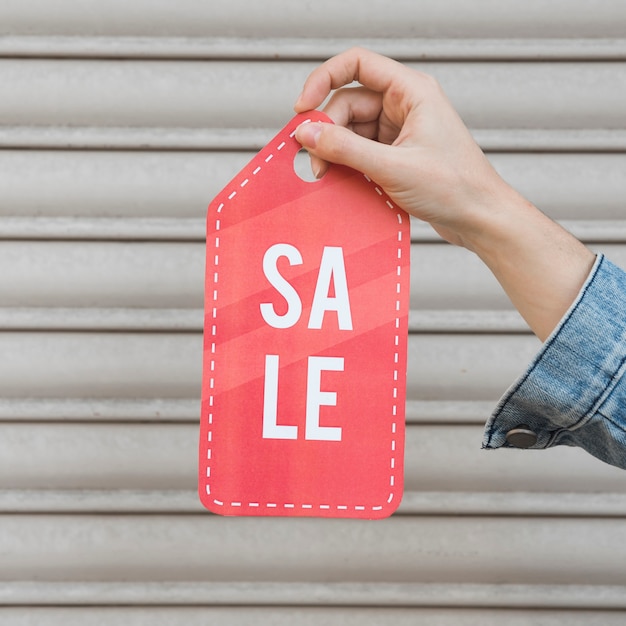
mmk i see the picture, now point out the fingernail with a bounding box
[295,122,322,149]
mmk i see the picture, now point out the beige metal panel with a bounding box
[403,426,626,493]
[1,514,626,584]
[0,151,248,219]
[0,332,200,398]
[0,241,204,308]
[489,154,626,221]
[407,334,539,401]
[0,0,625,38]
[413,245,510,310]
[0,59,302,129]
[2,151,626,221]
[412,243,626,312]
[0,423,193,490]
[1,606,626,626]
[1,423,623,495]
[0,60,625,130]
[0,331,538,400]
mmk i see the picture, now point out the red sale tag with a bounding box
[199,112,410,519]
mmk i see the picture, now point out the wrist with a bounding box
[449,172,529,256]
[453,181,596,340]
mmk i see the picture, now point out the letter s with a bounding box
[260,243,303,329]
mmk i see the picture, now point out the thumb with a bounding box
[294,121,388,181]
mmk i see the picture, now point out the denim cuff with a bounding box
[483,254,626,469]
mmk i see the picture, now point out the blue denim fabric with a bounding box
[483,254,626,469]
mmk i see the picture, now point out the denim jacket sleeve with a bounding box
[483,253,626,469]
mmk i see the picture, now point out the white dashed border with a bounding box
[204,119,406,515]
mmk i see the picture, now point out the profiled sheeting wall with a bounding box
[1,1,626,624]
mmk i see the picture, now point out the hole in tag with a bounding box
[293,149,321,183]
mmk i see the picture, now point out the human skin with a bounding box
[294,47,595,341]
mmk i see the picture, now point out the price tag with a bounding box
[199,112,410,518]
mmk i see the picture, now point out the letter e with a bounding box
[305,356,344,441]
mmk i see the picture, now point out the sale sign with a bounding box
[199,112,410,519]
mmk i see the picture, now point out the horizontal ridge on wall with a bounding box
[1,36,626,61]
[0,607,624,626]
[2,127,626,151]
[0,398,496,424]
[0,218,625,243]
[0,308,530,333]
[2,581,626,609]
[2,489,626,517]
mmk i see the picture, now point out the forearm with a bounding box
[458,181,596,341]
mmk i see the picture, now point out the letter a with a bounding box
[308,247,353,330]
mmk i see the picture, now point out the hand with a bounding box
[294,48,595,341]
[293,47,510,248]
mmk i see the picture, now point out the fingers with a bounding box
[301,116,381,180]
[321,86,383,129]
[295,83,389,179]
[294,121,389,181]
[294,47,406,112]
[294,123,328,178]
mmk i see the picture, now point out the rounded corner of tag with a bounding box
[198,484,226,516]
[206,198,224,226]
[367,488,404,520]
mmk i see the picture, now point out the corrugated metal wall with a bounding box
[2,1,626,623]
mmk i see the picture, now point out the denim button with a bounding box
[506,425,538,448]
